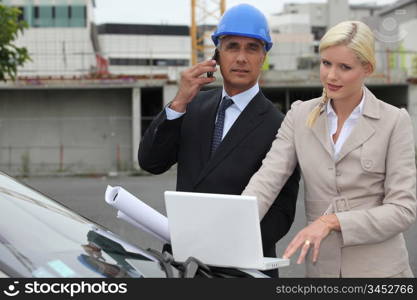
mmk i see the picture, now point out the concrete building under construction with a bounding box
[1,0,417,176]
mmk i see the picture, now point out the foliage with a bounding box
[0,3,30,81]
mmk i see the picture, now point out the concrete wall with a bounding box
[0,88,132,175]
[0,83,411,176]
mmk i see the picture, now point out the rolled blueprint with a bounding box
[117,211,169,243]
[105,185,170,243]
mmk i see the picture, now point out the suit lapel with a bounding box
[311,106,334,159]
[199,89,223,165]
[193,92,268,188]
[336,87,379,163]
[335,117,375,163]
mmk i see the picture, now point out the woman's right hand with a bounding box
[283,214,340,264]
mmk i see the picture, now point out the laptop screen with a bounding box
[164,191,266,269]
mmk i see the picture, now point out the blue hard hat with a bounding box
[212,4,273,51]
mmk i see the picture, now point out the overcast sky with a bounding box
[93,0,397,25]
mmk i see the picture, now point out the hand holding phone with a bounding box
[207,49,219,78]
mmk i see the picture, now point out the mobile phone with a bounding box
[207,49,219,78]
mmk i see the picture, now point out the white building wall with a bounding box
[268,0,387,71]
[99,35,190,59]
[269,39,313,70]
[15,28,96,76]
[306,3,327,27]
[282,3,327,27]
[269,13,314,71]
[98,34,190,77]
[349,8,376,21]
[270,14,311,33]
[328,0,349,27]
[8,0,96,77]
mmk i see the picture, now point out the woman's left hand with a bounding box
[282,214,340,264]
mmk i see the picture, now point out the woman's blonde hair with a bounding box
[306,21,376,127]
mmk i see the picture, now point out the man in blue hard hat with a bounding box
[138,4,300,278]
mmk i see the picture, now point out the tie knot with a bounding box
[220,96,234,111]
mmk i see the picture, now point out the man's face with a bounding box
[217,36,266,96]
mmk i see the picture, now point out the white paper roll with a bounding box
[117,210,169,243]
[105,185,170,243]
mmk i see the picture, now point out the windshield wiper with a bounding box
[146,248,176,278]
[146,248,213,278]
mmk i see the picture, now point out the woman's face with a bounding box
[320,45,371,102]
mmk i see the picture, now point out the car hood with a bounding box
[0,173,164,278]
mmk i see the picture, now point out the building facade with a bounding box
[268,0,385,71]
[4,0,96,77]
[1,0,414,175]
[97,23,191,80]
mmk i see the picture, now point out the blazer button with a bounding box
[363,159,373,169]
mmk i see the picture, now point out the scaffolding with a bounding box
[190,0,225,65]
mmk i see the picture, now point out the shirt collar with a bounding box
[222,83,259,112]
[326,87,365,119]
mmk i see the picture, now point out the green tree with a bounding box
[0,3,30,81]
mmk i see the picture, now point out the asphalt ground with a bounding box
[22,171,416,278]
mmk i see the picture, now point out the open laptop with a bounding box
[164,191,289,271]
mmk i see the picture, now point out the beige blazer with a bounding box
[243,87,416,277]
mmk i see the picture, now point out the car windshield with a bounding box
[0,172,161,278]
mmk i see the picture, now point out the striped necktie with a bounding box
[211,96,234,155]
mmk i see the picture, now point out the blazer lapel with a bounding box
[311,106,334,159]
[335,117,375,163]
[193,92,268,188]
[336,87,379,163]
[198,89,223,165]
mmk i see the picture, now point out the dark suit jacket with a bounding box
[138,88,300,261]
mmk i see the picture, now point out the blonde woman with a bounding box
[243,21,416,277]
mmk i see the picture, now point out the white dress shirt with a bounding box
[326,88,365,160]
[166,83,259,140]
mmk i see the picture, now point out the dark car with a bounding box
[0,171,265,278]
